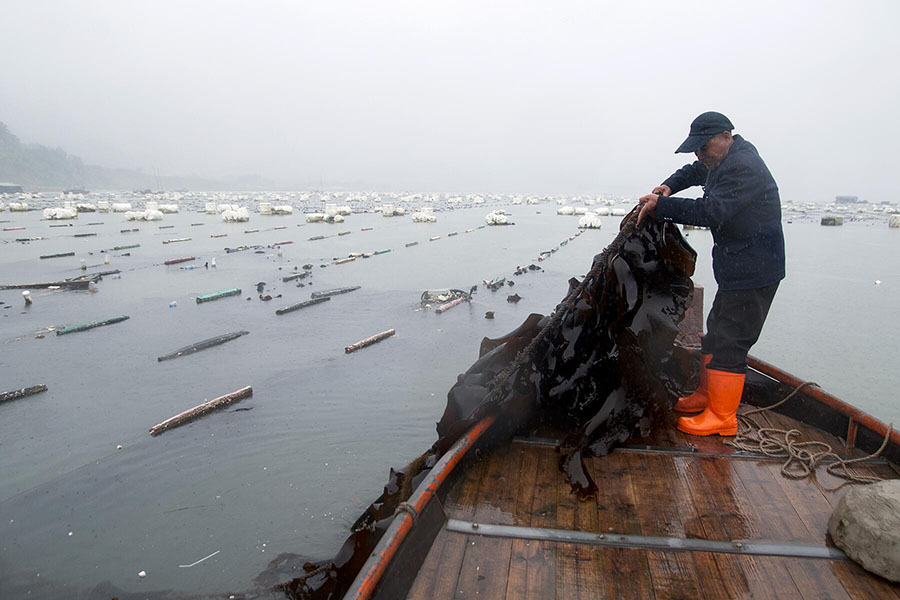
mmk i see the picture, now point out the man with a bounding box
[637,111,784,437]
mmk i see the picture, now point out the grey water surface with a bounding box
[0,198,897,597]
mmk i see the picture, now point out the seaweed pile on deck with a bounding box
[268,209,697,598]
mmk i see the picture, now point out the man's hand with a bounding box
[651,184,671,197]
[637,194,659,227]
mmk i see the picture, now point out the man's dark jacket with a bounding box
[657,134,785,291]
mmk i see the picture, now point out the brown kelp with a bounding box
[271,209,697,598]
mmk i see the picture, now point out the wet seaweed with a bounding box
[268,209,697,598]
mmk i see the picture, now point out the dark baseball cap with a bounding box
[675,111,734,153]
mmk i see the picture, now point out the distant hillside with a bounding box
[0,122,278,191]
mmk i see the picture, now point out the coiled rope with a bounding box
[726,381,893,484]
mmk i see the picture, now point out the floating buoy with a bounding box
[23,290,32,305]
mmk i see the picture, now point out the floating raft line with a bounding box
[338,231,351,236]
[334,257,355,265]
[273,226,287,230]
[163,237,192,244]
[149,385,252,436]
[275,296,330,315]
[1,276,99,290]
[121,228,140,233]
[56,315,129,336]
[373,248,391,255]
[111,244,140,251]
[73,232,97,238]
[405,241,418,247]
[165,256,195,266]
[311,286,360,299]
[282,272,309,282]
[361,227,373,231]
[159,225,175,229]
[210,233,228,238]
[49,224,73,228]
[16,237,43,242]
[87,222,103,226]
[244,229,259,233]
[40,251,75,259]
[345,329,395,354]
[435,297,467,313]
[309,235,326,241]
[3,226,26,231]
[1,384,48,404]
[157,330,249,361]
[447,232,458,237]
[273,240,293,246]
[190,223,204,226]
[196,288,241,303]
[429,236,441,241]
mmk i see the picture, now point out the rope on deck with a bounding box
[726,382,893,484]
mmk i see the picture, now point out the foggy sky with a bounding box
[1,1,898,201]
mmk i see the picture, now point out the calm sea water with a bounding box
[1,196,897,597]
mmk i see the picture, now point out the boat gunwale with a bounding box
[343,414,498,600]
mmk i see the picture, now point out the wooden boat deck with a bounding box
[406,408,900,599]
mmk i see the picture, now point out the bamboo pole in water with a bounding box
[435,297,466,313]
[345,329,395,354]
[0,384,48,404]
[311,286,360,299]
[56,315,129,335]
[164,256,195,265]
[196,288,241,303]
[275,296,330,315]
[156,330,249,361]
[149,386,252,436]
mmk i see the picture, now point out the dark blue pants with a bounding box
[700,282,779,373]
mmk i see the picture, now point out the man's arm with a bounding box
[662,161,708,194]
[658,163,762,228]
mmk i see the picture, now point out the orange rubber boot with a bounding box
[673,354,713,413]
[676,369,745,437]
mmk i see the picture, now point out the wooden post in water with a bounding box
[0,384,48,404]
[149,386,253,436]
[345,329,396,354]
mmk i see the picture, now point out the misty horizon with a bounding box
[2,1,897,201]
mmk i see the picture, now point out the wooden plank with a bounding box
[506,446,541,599]
[589,452,654,598]
[677,456,789,599]
[456,444,520,598]
[405,528,468,600]
[408,456,489,599]
[729,458,813,543]
[681,456,758,541]
[832,560,900,600]
[444,451,489,519]
[525,447,558,600]
[554,451,603,600]
[626,452,704,599]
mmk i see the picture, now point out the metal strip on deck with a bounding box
[446,519,848,561]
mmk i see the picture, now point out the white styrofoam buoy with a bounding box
[23,290,32,305]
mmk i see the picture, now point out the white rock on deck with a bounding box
[828,479,900,582]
